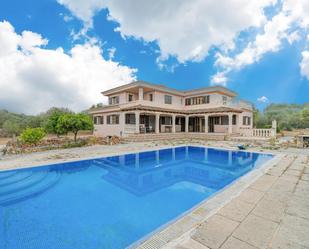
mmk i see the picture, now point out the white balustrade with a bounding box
[239,127,276,137]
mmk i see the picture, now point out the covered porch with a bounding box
[123,111,240,135]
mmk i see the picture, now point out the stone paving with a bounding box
[169,154,309,249]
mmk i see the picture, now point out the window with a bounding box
[164,95,172,104]
[149,94,153,101]
[221,116,229,125]
[222,96,227,105]
[232,115,237,125]
[243,116,251,126]
[107,115,119,124]
[128,94,133,102]
[93,116,103,125]
[109,96,119,105]
[185,95,210,105]
[99,116,104,124]
[125,114,136,124]
[160,116,172,125]
[214,117,220,125]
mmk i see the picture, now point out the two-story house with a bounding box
[89,81,253,137]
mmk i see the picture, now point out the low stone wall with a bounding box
[1,136,123,155]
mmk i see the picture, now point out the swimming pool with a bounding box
[0,146,273,249]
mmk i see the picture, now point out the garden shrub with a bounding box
[20,127,46,145]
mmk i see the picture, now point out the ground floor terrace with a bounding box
[93,109,253,137]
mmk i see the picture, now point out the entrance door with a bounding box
[189,117,204,132]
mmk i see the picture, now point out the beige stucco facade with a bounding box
[89,81,254,137]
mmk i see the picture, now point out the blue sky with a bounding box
[0,0,308,114]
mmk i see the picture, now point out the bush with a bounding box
[20,128,46,145]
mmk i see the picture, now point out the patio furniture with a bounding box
[139,124,146,134]
[237,144,247,150]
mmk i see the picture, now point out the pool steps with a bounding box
[0,170,61,206]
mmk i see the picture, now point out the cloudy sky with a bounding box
[0,0,308,114]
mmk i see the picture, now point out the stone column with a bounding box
[138,87,144,100]
[272,120,277,137]
[235,114,240,133]
[172,114,176,133]
[228,113,233,134]
[185,116,189,133]
[120,112,126,137]
[155,113,160,134]
[204,114,209,133]
[135,111,140,133]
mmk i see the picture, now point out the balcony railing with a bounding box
[239,127,276,137]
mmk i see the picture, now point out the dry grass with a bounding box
[0,137,10,145]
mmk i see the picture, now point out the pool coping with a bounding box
[0,143,276,172]
[129,148,283,249]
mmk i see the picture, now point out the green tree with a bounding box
[2,119,23,137]
[56,113,93,142]
[301,108,309,127]
[20,127,46,145]
[44,108,72,136]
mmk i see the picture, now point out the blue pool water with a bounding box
[0,146,273,249]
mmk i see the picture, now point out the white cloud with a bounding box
[0,21,137,114]
[286,31,301,44]
[59,13,74,22]
[213,0,309,82]
[56,0,309,83]
[300,50,309,80]
[257,96,269,103]
[57,0,105,28]
[57,0,276,63]
[108,47,116,59]
[211,72,228,86]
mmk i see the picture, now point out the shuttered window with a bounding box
[164,95,172,104]
[243,116,251,125]
[185,95,210,105]
[108,96,119,105]
[107,115,119,124]
[125,114,136,124]
[93,116,104,125]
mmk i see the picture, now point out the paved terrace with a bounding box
[139,154,309,249]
